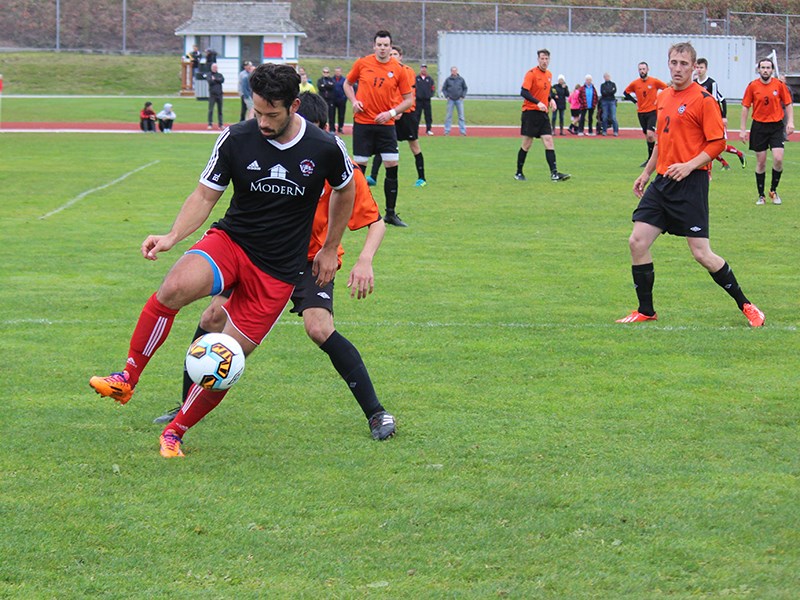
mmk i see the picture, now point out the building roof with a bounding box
[175,2,306,36]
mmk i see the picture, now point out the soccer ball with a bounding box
[185,333,245,390]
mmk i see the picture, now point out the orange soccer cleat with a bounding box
[742,303,765,328]
[89,371,134,404]
[159,429,185,458]
[615,310,658,323]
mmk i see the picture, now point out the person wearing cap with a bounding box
[550,74,569,135]
[156,102,176,133]
[415,63,436,135]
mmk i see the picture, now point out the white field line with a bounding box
[1,318,795,332]
[39,160,160,219]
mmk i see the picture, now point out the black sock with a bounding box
[183,324,210,401]
[710,262,749,310]
[357,163,366,174]
[516,148,528,174]
[756,172,766,196]
[384,165,398,213]
[647,141,655,158]
[319,331,383,418]
[632,263,655,316]
[770,168,782,192]
[545,149,557,174]
[415,152,425,180]
[370,154,382,180]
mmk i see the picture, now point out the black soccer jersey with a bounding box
[695,76,727,118]
[199,117,353,283]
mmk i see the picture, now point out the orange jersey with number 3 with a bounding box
[625,77,668,113]
[742,78,792,123]
[346,55,411,125]
[655,82,725,174]
[521,67,552,112]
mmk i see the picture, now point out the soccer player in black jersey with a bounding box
[90,64,356,457]
[153,92,396,442]
[694,58,747,170]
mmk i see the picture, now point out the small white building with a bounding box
[175,1,306,95]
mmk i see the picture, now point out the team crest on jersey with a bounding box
[388,71,395,78]
[299,159,316,176]
[678,104,687,115]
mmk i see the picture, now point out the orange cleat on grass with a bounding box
[89,371,134,404]
[615,310,658,323]
[159,429,185,458]
[742,303,765,328]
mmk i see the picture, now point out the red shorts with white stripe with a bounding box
[188,228,294,345]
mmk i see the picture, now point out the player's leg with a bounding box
[617,220,661,322]
[769,145,784,203]
[368,154,382,185]
[90,251,217,404]
[378,127,405,226]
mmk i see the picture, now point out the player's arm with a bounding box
[633,144,657,198]
[343,78,362,114]
[348,218,386,299]
[377,92,413,124]
[142,183,223,260]
[313,177,355,286]
[623,92,637,104]
[785,100,795,136]
[739,102,751,142]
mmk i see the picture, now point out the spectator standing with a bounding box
[187,45,201,76]
[599,72,619,136]
[693,58,746,171]
[206,63,225,129]
[332,67,347,134]
[740,57,794,205]
[156,102,176,133]
[239,61,255,121]
[617,42,764,329]
[578,74,598,135]
[205,48,217,66]
[624,62,668,166]
[415,64,436,135]
[317,67,336,131]
[299,68,317,94]
[442,66,468,136]
[514,49,570,182]
[550,74,569,135]
[140,101,156,132]
[343,30,414,228]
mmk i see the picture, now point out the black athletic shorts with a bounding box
[352,123,399,163]
[749,120,785,152]
[395,111,420,141]
[288,265,335,316]
[638,110,657,134]
[520,110,553,138]
[632,170,710,238]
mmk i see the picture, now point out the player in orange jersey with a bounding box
[740,57,795,205]
[344,30,414,227]
[617,42,764,328]
[624,62,668,167]
[514,49,570,182]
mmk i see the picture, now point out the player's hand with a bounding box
[347,259,375,300]
[786,123,795,137]
[663,162,693,182]
[352,100,364,114]
[740,130,749,143]
[375,111,391,124]
[633,173,650,198]
[141,234,176,261]
[312,246,338,287]
[537,101,547,112]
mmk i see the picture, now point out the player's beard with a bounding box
[260,113,292,140]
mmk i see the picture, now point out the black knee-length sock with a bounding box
[319,331,383,418]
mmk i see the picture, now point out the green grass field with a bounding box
[1,127,799,597]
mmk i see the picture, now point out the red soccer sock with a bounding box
[125,293,179,386]
[165,384,229,436]
[725,145,741,156]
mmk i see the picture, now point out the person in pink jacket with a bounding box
[567,84,581,134]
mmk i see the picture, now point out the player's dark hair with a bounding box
[537,49,550,57]
[249,63,300,109]
[374,30,392,43]
[297,91,328,129]
[639,61,649,68]
[758,57,775,69]
[392,45,403,55]
[696,58,708,67]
